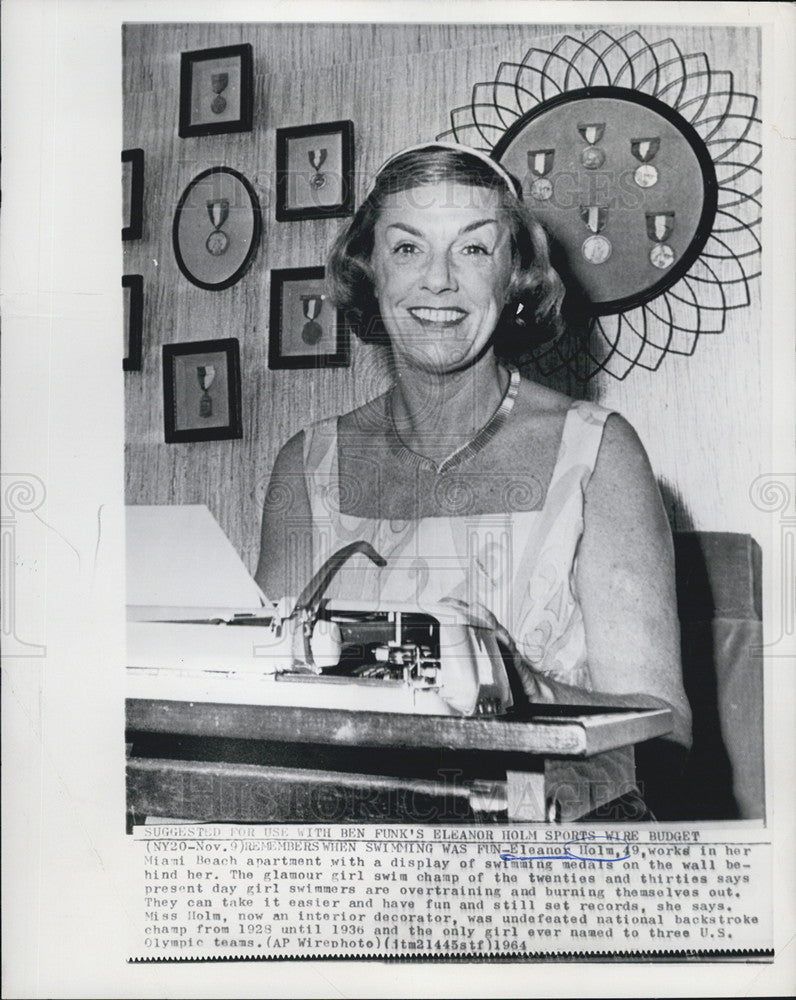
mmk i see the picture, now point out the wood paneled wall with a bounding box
[124,22,763,573]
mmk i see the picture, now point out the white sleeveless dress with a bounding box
[301,394,613,689]
[299,389,639,818]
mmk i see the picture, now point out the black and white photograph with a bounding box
[2,2,794,998]
[125,20,766,830]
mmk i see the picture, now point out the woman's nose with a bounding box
[420,251,457,293]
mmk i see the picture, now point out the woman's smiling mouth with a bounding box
[407,306,468,327]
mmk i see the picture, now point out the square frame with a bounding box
[275,120,355,221]
[268,266,349,370]
[122,274,143,372]
[122,148,144,241]
[178,43,253,138]
[162,338,243,443]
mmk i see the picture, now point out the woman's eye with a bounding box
[460,243,490,256]
[392,242,420,256]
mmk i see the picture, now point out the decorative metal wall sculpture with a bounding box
[439,30,761,379]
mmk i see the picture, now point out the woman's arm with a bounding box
[509,412,691,749]
[254,431,314,602]
[574,413,692,748]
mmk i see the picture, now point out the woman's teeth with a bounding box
[409,308,466,324]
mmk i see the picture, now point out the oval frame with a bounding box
[172,166,262,291]
[491,86,719,317]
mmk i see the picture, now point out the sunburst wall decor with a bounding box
[438,30,761,380]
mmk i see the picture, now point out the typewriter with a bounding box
[127,506,513,718]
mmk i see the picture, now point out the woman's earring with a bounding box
[515,302,527,328]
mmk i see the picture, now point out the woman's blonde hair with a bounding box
[326,144,565,358]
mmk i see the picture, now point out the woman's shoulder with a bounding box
[512,372,612,426]
[337,393,390,442]
[513,373,573,416]
[275,395,389,468]
[589,409,653,487]
[510,372,638,474]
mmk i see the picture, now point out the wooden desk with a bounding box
[126,699,672,824]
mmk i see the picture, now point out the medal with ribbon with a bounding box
[646,211,676,269]
[526,148,555,201]
[210,72,229,115]
[577,122,606,169]
[205,198,230,256]
[196,365,216,418]
[308,148,328,189]
[301,294,325,345]
[580,205,612,264]
[631,137,661,188]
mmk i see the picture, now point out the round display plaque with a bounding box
[492,87,718,316]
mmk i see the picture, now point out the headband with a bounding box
[368,141,522,198]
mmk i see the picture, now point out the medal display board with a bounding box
[494,88,717,315]
[439,30,761,379]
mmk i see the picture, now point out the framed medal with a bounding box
[162,338,243,443]
[122,274,143,372]
[178,44,253,138]
[122,148,144,241]
[268,267,350,370]
[172,167,262,291]
[275,120,355,222]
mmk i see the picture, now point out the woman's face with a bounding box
[371,181,513,375]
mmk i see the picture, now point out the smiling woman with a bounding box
[371,183,513,378]
[255,143,692,821]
